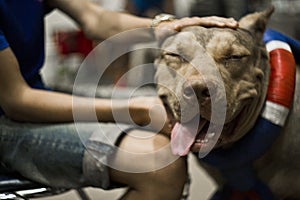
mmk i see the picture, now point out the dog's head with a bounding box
[155,8,274,152]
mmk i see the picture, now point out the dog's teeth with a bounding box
[200,139,209,144]
[207,132,215,138]
[196,138,209,144]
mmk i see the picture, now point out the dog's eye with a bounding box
[162,53,186,69]
[224,55,247,61]
[164,53,186,62]
[223,55,248,68]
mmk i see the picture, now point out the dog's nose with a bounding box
[183,79,213,103]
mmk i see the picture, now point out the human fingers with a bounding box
[145,97,173,134]
[154,16,238,42]
[171,16,238,30]
[128,97,172,134]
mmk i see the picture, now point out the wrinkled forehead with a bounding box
[161,26,254,57]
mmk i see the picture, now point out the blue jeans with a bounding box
[0,116,132,189]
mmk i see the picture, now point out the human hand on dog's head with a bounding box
[154,16,238,44]
[163,16,238,30]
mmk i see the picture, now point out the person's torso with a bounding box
[0,0,49,116]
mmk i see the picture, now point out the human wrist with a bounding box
[150,13,176,40]
[150,13,176,28]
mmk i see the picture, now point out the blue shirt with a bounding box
[0,0,49,115]
[130,0,164,16]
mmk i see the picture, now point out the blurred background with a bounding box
[37,0,299,199]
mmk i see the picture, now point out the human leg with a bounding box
[0,117,187,199]
[108,129,187,200]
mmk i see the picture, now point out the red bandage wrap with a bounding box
[267,44,296,107]
[262,40,296,126]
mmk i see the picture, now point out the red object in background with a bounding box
[54,30,94,57]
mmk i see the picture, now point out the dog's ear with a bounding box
[239,6,274,40]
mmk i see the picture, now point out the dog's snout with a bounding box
[183,79,214,103]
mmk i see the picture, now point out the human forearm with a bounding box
[0,47,157,125]
[50,0,238,43]
[50,0,153,42]
[5,88,121,123]
[83,5,154,42]
[5,87,155,126]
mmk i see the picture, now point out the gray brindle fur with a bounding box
[155,8,300,199]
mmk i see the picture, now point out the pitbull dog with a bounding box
[155,7,300,199]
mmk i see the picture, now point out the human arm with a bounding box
[0,47,168,130]
[46,0,154,42]
[46,0,238,42]
[0,47,109,122]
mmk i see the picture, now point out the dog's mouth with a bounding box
[162,96,238,156]
[189,116,238,153]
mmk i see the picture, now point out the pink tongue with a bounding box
[171,120,199,156]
